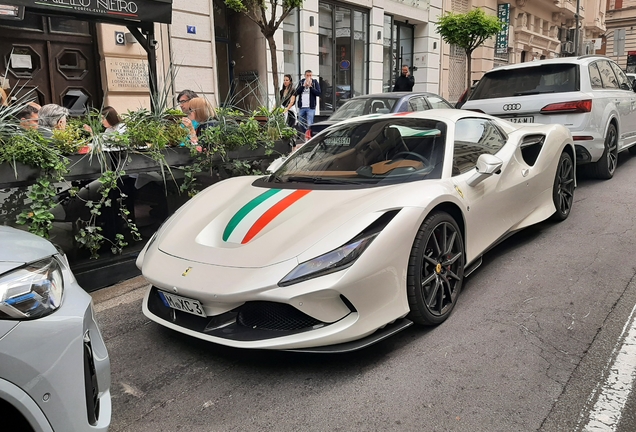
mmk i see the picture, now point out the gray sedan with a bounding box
[308,92,454,137]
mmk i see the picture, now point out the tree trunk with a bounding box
[466,49,473,99]
[265,35,280,106]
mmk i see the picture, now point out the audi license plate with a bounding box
[505,116,534,124]
[158,291,206,317]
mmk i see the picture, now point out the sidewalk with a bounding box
[90,275,148,311]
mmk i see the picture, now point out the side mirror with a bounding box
[632,80,636,92]
[466,154,503,187]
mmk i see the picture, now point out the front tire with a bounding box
[407,212,465,325]
[591,123,618,179]
[551,151,575,221]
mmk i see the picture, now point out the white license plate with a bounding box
[158,291,206,317]
[505,116,534,124]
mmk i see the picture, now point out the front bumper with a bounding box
[0,280,111,432]
[141,227,414,350]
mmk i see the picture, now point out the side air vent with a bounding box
[520,134,545,166]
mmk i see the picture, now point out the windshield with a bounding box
[470,64,579,100]
[329,98,398,121]
[270,118,447,186]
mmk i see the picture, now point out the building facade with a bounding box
[604,0,636,72]
[0,0,446,116]
[439,0,607,103]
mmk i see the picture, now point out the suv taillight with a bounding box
[541,100,592,114]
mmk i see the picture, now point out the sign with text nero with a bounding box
[495,3,510,55]
[105,57,149,92]
[6,0,172,24]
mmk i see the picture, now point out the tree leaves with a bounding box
[436,8,503,55]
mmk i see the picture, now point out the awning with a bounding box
[3,0,172,25]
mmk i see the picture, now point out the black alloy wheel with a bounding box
[551,151,575,221]
[407,212,465,325]
[592,123,618,179]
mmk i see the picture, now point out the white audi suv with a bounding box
[462,55,636,179]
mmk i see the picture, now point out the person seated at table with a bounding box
[101,106,127,135]
[181,97,215,145]
[0,88,8,107]
[17,104,39,130]
[38,104,69,138]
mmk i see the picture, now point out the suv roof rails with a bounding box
[577,54,608,60]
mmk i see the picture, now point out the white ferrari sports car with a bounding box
[138,109,575,352]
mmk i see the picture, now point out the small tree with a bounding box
[436,8,503,91]
[225,0,303,104]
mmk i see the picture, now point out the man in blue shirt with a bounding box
[295,69,321,134]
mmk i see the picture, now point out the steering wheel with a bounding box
[391,151,429,166]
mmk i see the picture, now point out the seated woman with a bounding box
[101,106,126,135]
[0,88,8,107]
[181,97,215,145]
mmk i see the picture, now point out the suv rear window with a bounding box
[470,64,579,100]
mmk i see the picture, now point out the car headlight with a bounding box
[0,257,64,320]
[279,232,379,287]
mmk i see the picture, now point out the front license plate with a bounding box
[158,291,207,317]
[505,116,534,124]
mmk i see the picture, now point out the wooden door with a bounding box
[0,12,100,113]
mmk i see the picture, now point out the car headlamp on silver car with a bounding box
[0,257,64,319]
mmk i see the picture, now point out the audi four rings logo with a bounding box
[503,103,521,111]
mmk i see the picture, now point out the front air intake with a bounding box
[237,302,324,331]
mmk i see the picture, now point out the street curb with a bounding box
[90,275,148,306]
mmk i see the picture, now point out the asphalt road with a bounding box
[92,151,636,432]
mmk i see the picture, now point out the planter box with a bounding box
[108,148,194,174]
[163,147,194,167]
[65,154,107,181]
[226,140,291,161]
[0,162,41,188]
[109,151,160,174]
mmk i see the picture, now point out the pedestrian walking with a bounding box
[393,65,415,92]
[295,70,321,134]
[280,74,297,128]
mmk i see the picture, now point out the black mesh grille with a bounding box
[237,302,323,331]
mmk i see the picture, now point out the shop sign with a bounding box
[5,0,172,24]
[495,3,510,55]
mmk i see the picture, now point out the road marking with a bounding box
[581,303,636,431]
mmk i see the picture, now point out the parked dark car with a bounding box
[308,92,454,138]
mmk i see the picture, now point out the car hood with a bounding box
[156,176,398,268]
[0,226,57,272]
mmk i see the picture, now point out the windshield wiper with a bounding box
[513,90,555,96]
[286,176,362,184]
[268,173,284,183]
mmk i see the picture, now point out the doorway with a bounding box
[392,20,414,84]
[0,11,100,112]
[318,2,368,113]
[213,0,234,105]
